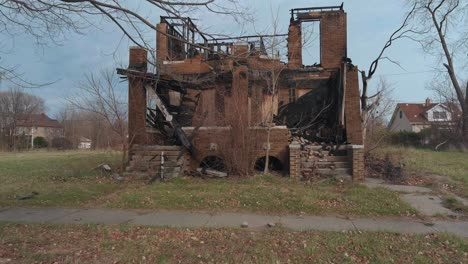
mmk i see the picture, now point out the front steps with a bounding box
[301,145,352,177]
[124,145,189,179]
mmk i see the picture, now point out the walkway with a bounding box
[0,207,467,238]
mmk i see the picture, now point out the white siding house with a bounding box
[388,99,461,133]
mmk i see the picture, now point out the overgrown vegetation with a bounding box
[32,137,48,148]
[0,150,416,217]
[0,223,466,263]
[376,147,468,197]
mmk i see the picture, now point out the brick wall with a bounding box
[182,126,289,172]
[289,143,301,178]
[320,12,347,69]
[344,65,363,145]
[287,21,302,69]
[128,47,148,146]
[156,23,168,67]
[350,145,365,181]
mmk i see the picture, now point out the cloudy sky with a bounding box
[0,0,453,117]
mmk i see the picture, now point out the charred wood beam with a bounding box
[116,68,204,92]
[145,85,195,155]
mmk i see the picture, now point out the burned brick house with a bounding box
[118,5,364,180]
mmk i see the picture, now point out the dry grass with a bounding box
[0,150,416,217]
[376,147,468,197]
[0,223,466,263]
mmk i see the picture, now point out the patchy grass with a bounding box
[100,175,416,217]
[0,150,416,217]
[0,150,122,207]
[442,196,468,214]
[0,223,466,263]
[377,147,468,197]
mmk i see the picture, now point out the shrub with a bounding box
[33,137,48,148]
[51,137,73,150]
[388,131,422,147]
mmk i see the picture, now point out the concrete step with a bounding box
[302,156,349,162]
[129,159,183,165]
[318,168,352,176]
[303,161,351,169]
[131,145,183,151]
[131,150,182,156]
[130,154,183,162]
[127,162,182,172]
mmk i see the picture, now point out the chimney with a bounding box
[425,98,431,107]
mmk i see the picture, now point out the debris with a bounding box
[94,163,112,172]
[196,168,227,178]
[112,173,125,182]
[267,222,275,228]
[366,155,405,182]
[16,191,39,200]
[241,221,249,228]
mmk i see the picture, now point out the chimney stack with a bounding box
[425,98,431,107]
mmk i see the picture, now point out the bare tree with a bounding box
[258,8,286,175]
[0,87,45,150]
[428,75,465,144]
[0,0,248,86]
[67,69,128,170]
[360,3,419,141]
[407,0,468,146]
[364,77,395,153]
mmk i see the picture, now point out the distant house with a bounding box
[16,113,64,148]
[78,137,92,149]
[388,98,462,133]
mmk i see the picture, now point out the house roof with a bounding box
[396,102,462,123]
[17,113,63,128]
[79,137,92,142]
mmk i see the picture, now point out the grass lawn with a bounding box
[100,176,416,217]
[0,150,416,217]
[377,147,468,197]
[0,223,466,263]
[0,150,122,207]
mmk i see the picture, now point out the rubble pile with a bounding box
[290,136,338,180]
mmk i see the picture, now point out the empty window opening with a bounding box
[254,156,283,172]
[302,21,320,66]
[288,88,296,103]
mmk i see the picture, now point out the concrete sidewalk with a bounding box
[0,207,467,238]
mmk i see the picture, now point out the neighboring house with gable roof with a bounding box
[16,113,64,147]
[388,98,462,133]
[78,137,92,149]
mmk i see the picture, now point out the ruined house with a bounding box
[118,4,364,180]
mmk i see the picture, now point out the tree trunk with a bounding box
[361,109,368,146]
[263,125,271,175]
[463,84,468,147]
[360,71,369,144]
